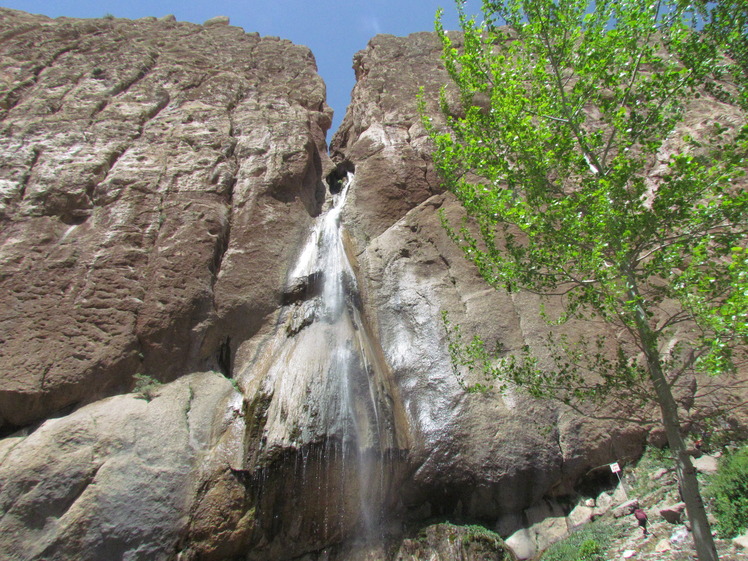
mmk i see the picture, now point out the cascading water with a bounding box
[241,173,409,557]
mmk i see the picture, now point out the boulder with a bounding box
[612,482,630,503]
[0,372,242,560]
[567,504,595,529]
[733,532,748,549]
[650,467,669,480]
[670,526,691,544]
[692,455,719,474]
[659,502,687,524]
[595,491,615,516]
[531,516,569,552]
[505,528,537,560]
[613,499,640,519]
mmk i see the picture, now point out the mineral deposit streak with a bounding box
[301,176,380,421]
[291,172,383,535]
[252,172,396,549]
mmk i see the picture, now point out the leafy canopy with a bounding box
[425,0,747,398]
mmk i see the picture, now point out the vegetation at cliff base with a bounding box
[425,1,748,560]
[540,521,622,561]
[707,444,748,537]
[133,373,161,401]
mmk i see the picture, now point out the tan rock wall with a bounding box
[1,10,746,561]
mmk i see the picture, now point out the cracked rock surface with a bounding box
[1,10,746,561]
[0,371,240,561]
[0,8,331,430]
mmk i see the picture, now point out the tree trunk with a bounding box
[647,354,719,561]
[628,277,719,561]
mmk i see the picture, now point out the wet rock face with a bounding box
[331,30,747,531]
[0,8,332,430]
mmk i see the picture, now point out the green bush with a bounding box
[133,373,161,402]
[708,445,748,538]
[576,539,603,561]
[540,521,622,561]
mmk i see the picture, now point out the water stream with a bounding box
[243,173,407,554]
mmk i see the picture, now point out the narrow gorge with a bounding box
[0,8,745,561]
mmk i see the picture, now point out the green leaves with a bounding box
[427,0,747,384]
[707,444,748,537]
[429,6,744,558]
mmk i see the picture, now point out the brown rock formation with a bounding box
[330,32,446,244]
[330,30,747,540]
[0,8,332,431]
[1,9,746,561]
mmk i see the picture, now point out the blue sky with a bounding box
[2,0,482,136]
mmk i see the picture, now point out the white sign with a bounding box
[610,462,621,474]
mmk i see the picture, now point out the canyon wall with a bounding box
[0,9,745,561]
[0,8,331,431]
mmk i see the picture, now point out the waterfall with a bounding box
[279,173,385,450]
[241,173,407,555]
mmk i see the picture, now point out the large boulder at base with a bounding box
[0,372,243,560]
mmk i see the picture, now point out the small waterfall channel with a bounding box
[242,173,408,557]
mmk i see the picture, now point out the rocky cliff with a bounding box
[0,9,745,561]
[0,9,331,429]
[0,8,332,560]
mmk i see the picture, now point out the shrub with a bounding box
[133,373,161,402]
[707,444,748,538]
[576,539,603,561]
[540,521,622,561]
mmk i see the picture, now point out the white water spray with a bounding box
[246,173,401,546]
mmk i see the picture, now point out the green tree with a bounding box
[425,2,747,560]
[702,0,748,106]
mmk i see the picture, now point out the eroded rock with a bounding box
[660,502,687,524]
[0,8,331,431]
[0,372,241,560]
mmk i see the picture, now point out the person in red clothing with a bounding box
[633,507,649,537]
